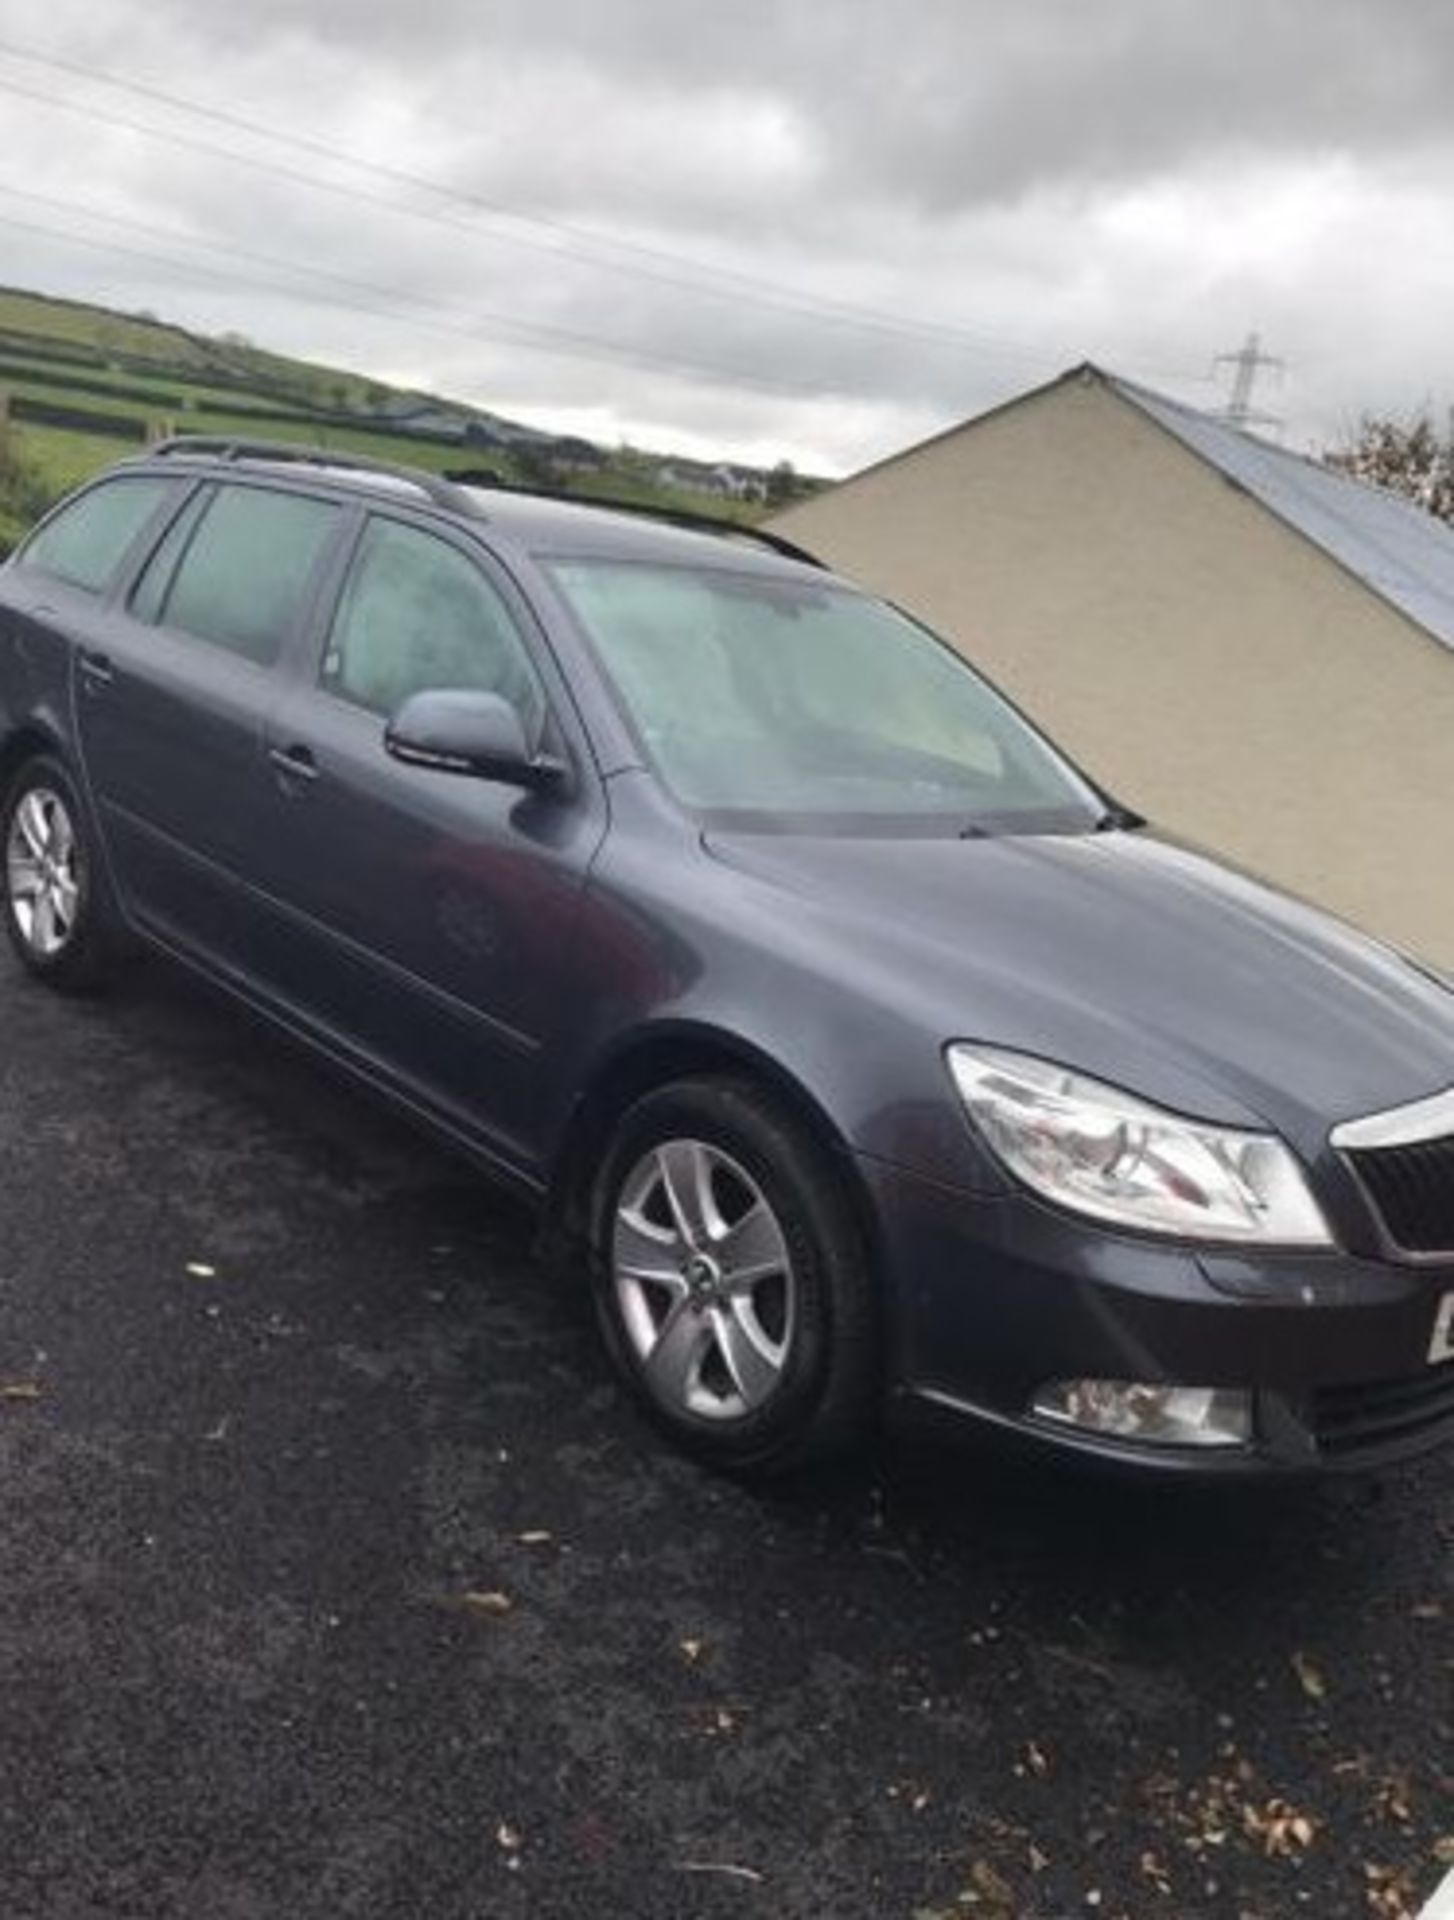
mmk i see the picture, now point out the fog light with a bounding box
[1032,1380,1252,1448]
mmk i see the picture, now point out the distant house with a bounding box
[548,435,607,474]
[771,363,1454,967]
[655,460,763,501]
[370,396,469,442]
[458,419,527,451]
[462,418,509,452]
[654,462,711,495]
[708,463,766,502]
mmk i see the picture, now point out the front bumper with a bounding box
[860,1153,1454,1476]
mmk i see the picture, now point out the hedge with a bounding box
[0,359,184,410]
[5,395,148,440]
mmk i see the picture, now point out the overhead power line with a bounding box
[0,186,862,400]
[0,35,1220,394]
[0,37,1227,414]
[0,39,1070,370]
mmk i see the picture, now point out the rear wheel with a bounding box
[591,1076,880,1474]
[2,755,120,991]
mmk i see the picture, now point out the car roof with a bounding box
[125,438,826,582]
[452,484,821,577]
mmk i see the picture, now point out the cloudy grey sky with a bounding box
[0,0,1451,472]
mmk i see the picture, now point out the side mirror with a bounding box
[385,689,565,790]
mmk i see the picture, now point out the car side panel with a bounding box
[247,684,608,1172]
[0,573,90,773]
[529,771,1009,1200]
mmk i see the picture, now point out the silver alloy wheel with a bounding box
[612,1138,796,1422]
[5,786,81,960]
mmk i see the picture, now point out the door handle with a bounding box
[269,743,321,787]
[78,650,114,689]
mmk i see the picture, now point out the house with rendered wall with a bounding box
[771,365,1454,967]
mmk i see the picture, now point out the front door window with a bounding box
[324,517,544,738]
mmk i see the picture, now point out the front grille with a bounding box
[1311,1362,1454,1455]
[1346,1134,1454,1255]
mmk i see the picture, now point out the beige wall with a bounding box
[776,375,1454,967]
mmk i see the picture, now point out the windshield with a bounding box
[547,558,1103,833]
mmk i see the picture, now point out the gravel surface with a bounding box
[0,953,1449,1920]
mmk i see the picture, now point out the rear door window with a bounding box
[20,477,181,594]
[128,485,214,626]
[151,484,337,666]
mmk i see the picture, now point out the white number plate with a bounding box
[1431,1292,1454,1365]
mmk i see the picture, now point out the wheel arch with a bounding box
[0,719,66,795]
[546,1021,883,1268]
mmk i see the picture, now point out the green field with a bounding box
[0,343,329,418]
[14,421,136,490]
[1,420,124,553]
[0,285,381,409]
[0,287,218,369]
[0,410,516,557]
[0,283,798,557]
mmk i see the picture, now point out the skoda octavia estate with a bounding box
[3,439,1453,1477]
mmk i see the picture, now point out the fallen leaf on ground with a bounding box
[886,1780,932,1811]
[1243,1797,1318,1857]
[495,1819,523,1870]
[1140,1850,1172,1893]
[1372,1773,1414,1826]
[960,1859,1016,1918]
[1291,1650,1328,1701]
[1364,1861,1418,1920]
[460,1590,513,1616]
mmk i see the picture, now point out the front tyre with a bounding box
[591,1077,880,1474]
[2,755,119,992]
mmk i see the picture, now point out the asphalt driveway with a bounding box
[0,951,1448,1920]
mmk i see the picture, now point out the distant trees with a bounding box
[0,417,43,503]
[1324,412,1454,526]
[512,442,563,491]
[0,415,54,553]
[765,459,801,508]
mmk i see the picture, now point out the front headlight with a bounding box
[947,1045,1332,1245]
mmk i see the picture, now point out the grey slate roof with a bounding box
[1107,371,1454,656]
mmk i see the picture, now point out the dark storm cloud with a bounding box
[107,0,1454,217]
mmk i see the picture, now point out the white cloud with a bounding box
[0,0,1451,472]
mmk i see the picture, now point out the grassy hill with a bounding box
[0,284,816,554]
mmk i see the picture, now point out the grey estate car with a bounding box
[3,438,1453,1478]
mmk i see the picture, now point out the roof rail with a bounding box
[148,435,480,516]
[444,469,824,569]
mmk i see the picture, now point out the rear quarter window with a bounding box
[20,476,181,594]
